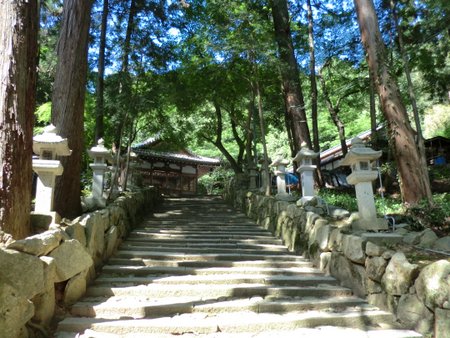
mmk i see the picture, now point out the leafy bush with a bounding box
[319,188,357,212]
[198,166,234,195]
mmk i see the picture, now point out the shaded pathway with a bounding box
[56,197,421,337]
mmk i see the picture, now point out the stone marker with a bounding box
[32,124,72,216]
[88,138,111,207]
[339,137,387,231]
[293,142,319,204]
[270,156,293,201]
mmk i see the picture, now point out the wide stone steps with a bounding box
[55,197,421,338]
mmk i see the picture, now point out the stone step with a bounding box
[107,258,313,269]
[70,296,368,319]
[99,265,324,278]
[85,284,351,299]
[123,240,285,249]
[140,221,255,227]
[131,224,272,237]
[129,231,275,240]
[124,236,283,245]
[55,197,422,338]
[119,243,289,255]
[114,250,310,262]
[94,272,331,286]
[57,308,397,335]
[57,327,422,338]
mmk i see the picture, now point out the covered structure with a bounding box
[132,137,220,195]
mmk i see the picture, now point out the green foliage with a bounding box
[197,166,234,195]
[319,188,358,212]
[407,193,450,233]
[34,102,52,135]
[423,104,450,139]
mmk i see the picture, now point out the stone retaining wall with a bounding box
[224,181,450,338]
[0,187,161,337]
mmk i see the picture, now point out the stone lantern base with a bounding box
[31,211,61,232]
[350,213,389,231]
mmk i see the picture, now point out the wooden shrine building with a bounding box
[132,136,220,195]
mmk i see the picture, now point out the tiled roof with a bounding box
[133,148,221,166]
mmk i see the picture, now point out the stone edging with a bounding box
[0,187,162,337]
[224,184,449,338]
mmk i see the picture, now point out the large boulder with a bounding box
[49,239,94,282]
[397,294,434,334]
[0,278,34,338]
[382,252,419,296]
[342,235,366,264]
[7,229,64,256]
[415,259,450,309]
[0,248,45,299]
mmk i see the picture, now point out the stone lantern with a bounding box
[32,124,72,214]
[340,137,387,231]
[293,142,319,204]
[88,138,110,207]
[270,156,291,200]
[247,163,259,190]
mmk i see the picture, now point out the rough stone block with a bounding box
[382,252,419,296]
[64,270,88,306]
[32,256,56,326]
[418,228,439,248]
[366,256,388,282]
[415,259,450,309]
[49,239,94,282]
[342,234,366,264]
[329,252,367,297]
[0,248,45,299]
[104,225,119,259]
[7,229,63,256]
[435,308,450,338]
[365,241,384,257]
[432,236,450,252]
[0,278,34,338]
[397,294,434,334]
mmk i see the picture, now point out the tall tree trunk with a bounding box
[208,103,242,174]
[270,0,312,152]
[0,0,38,239]
[109,0,137,196]
[369,70,377,134]
[306,0,323,187]
[390,0,430,198]
[51,0,94,218]
[255,80,271,196]
[306,0,319,153]
[95,0,109,142]
[354,0,432,205]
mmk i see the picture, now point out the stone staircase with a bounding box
[55,197,421,337]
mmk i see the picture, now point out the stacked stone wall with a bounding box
[0,187,161,337]
[224,181,450,338]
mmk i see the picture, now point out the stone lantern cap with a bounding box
[33,124,72,158]
[270,156,290,167]
[293,142,319,164]
[340,137,382,166]
[88,139,111,159]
